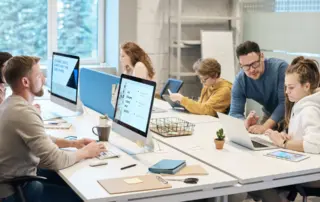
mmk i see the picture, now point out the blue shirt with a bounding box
[229,58,288,123]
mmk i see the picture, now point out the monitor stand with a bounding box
[111,131,161,156]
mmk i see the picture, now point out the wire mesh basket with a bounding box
[150,117,195,137]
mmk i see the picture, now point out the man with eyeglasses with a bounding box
[229,41,288,134]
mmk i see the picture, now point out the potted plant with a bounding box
[214,128,225,149]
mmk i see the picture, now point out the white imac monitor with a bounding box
[112,74,156,151]
[50,52,80,112]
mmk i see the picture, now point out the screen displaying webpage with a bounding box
[51,54,79,102]
[115,78,154,133]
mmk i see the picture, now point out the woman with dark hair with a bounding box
[120,42,155,81]
[0,52,12,104]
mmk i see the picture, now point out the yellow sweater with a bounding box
[180,79,232,116]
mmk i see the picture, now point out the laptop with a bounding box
[217,113,276,151]
[162,94,188,112]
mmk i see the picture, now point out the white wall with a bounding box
[107,0,237,94]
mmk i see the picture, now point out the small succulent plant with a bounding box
[216,128,225,141]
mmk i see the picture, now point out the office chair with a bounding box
[159,78,183,100]
[1,176,46,202]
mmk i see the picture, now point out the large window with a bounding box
[0,0,104,64]
[276,0,320,12]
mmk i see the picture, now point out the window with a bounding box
[0,0,104,64]
[276,0,320,12]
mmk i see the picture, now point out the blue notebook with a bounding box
[149,159,186,174]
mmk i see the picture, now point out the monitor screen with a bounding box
[114,75,156,137]
[51,52,79,104]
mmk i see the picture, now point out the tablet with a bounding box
[265,150,309,162]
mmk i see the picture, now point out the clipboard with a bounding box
[98,175,171,194]
[161,165,208,176]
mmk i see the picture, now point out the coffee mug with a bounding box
[92,126,111,141]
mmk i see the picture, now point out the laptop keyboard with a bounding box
[251,140,268,148]
[251,137,272,148]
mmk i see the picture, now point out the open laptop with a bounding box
[217,113,276,151]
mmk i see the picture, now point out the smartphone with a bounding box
[265,150,309,162]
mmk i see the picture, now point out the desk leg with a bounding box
[222,195,228,202]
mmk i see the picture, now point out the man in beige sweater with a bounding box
[0,56,106,202]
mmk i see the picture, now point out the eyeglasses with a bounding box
[240,56,261,71]
[199,76,210,83]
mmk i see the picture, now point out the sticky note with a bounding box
[124,178,143,184]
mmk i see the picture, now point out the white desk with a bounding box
[46,107,238,202]
[152,99,219,124]
[153,121,320,192]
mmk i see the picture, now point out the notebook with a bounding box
[149,159,186,174]
[161,165,208,176]
[98,174,171,194]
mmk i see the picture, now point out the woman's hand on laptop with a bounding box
[264,129,291,147]
[170,93,183,102]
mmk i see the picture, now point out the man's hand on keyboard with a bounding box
[80,142,107,159]
[73,138,96,149]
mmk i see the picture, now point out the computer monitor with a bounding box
[50,52,80,112]
[112,74,156,151]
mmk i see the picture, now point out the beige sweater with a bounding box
[0,95,77,198]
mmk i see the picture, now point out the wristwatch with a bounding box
[282,140,288,148]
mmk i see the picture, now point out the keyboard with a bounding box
[251,137,272,148]
[97,148,121,160]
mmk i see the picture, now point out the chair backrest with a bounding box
[80,68,120,119]
[159,78,183,100]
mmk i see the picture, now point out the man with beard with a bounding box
[0,56,106,202]
[229,41,288,134]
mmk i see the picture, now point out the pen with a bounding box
[121,164,136,170]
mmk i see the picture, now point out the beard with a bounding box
[30,83,44,97]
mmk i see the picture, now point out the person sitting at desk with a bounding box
[229,41,288,134]
[0,56,106,202]
[120,41,156,81]
[241,57,320,202]
[0,52,13,104]
[169,58,232,116]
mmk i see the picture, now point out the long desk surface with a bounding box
[152,120,320,191]
[45,105,238,202]
[41,97,320,200]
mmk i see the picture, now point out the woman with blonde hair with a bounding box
[169,58,232,116]
[120,42,155,81]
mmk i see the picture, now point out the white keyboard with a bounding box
[97,148,121,160]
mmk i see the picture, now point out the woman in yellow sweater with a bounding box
[169,58,232,116]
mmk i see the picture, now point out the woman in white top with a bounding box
[249,57,320,202]
[120,42,155,81]
[265,56,320,154]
